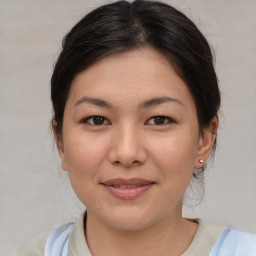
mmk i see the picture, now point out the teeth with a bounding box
[113,184,141,188]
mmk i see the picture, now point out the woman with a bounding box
[14,0,256,255]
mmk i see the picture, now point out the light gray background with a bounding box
[1,0,256,255]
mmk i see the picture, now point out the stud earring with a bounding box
[199,159,204,163]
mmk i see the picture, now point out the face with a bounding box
[57,48,214,231]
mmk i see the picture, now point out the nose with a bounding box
[108,124,147,167]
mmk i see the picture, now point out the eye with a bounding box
[82,116,110,126]
[146,116,174,125]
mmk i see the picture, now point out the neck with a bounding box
[85,209,198,256]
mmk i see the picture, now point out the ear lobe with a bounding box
[52,120,68,171]
[194,116,218,169]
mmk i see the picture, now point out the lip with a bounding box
[101,178,155,200]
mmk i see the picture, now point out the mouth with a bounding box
[101,178,155,200]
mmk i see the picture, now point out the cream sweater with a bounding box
[13,214,224,256]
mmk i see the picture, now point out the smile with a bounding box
[110,184,143,188]
[101,178,155,200]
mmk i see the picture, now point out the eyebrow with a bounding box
[139,96,184,109]
[74,96,183,109]
[75,97,114,109]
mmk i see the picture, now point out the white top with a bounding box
[15,212,245,256]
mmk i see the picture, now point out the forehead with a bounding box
[67,48,195,109]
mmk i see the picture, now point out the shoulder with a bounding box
[12,213,87,256]
[183,220,225,255]
[12,228,54,256]
[210,228,256,256]
[183,220,256,256]
[12,222,75,256]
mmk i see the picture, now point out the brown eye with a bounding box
[153,116,165,125]
[147,116,173,125]
[84,116,109,125]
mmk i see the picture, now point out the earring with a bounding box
[199,159,204,163]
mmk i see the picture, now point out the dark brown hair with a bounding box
[51,0,221,177]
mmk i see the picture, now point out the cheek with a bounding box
[151,131,198,165]
[148,131,198,182]
[63,131,109,178]
[62,131,111,206]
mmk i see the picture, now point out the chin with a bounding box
[100,207,159,231]
[109,217,152,231]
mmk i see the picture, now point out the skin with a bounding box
[55,48,217,256]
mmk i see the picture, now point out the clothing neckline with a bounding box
[67,212,224,256]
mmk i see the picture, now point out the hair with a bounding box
[51,0,221,180]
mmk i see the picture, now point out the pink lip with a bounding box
[101,178,154,200]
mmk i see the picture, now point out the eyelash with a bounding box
[82,115,175,126]
[82,116,110,126]
[146,116,175,125]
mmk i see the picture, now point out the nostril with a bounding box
[108,143,147,167]
[112,160,141,168]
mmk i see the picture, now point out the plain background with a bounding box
[1,0,256,255]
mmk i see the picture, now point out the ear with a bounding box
[52,120,68,171]
[194,116,218,169]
